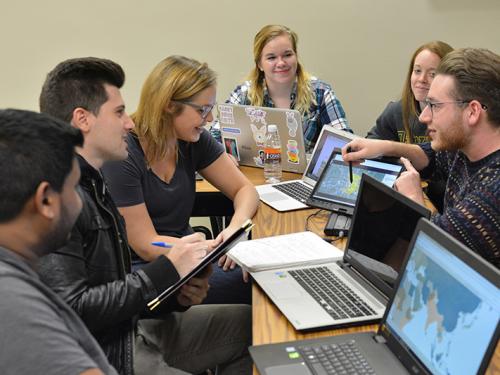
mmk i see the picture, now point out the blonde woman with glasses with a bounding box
[102,55,259,304]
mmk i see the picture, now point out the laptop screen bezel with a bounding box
[343,174,431,297]
[377,218,500,375]
[302,126,358,186]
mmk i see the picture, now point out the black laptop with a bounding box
[250,218,500,375]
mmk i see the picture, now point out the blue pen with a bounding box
[151,241,173,249]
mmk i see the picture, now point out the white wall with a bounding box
[1,0,499,135]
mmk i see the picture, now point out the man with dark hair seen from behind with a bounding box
[0,109,117,375]
[343,48,500,268]
[38,57,252,375]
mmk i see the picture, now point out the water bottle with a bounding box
[264,124,282,183]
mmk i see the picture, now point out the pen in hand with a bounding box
[151,241,173,249]
[347,146,353,184]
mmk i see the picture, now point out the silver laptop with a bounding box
[218,103,307,173]
[251,175,431,331]
[250,218,500,375]
[256,126,358,212]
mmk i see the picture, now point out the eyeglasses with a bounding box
[423,99,488,117]
[174,100,215,120]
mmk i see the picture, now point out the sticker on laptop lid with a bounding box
[286,139,300,164]
[245,107,267,125]
[221,127,240,134]
[250,124,267,146]
[218,105,234,124]
[286,111,299,136]
[253,149,265,167]
[222,136,240,161]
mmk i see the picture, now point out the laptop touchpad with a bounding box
[266,281,305,300]
[266,363,311,375]
[261,192,288,202]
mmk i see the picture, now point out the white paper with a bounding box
[228,231,343,272]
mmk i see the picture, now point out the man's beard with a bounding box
[38,204,78,256]
[432,118,467,152]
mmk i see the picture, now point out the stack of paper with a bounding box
[228,231,344,272]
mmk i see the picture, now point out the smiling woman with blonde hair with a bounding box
[367,40,453,144]
[366,40,453,212]
[103,55,259,304]
[211,24,351,153]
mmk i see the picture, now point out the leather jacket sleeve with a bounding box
[37,200,183,334]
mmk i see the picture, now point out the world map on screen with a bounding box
[386,242,499,375]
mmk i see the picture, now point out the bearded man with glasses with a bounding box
[343,48,500,269]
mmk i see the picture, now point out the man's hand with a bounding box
[179,232,206,244]
[394,157,425,205]
[177,264,212,306]
[342,138,391,163]
[167,240,211,278]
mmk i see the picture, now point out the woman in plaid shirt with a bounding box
[211,24,351,153]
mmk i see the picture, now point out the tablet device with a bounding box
[306,149,403,213]
[148,219,253,310]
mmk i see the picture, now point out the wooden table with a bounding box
[196,166,499,374]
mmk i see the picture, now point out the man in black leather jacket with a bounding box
[37,57,252,375]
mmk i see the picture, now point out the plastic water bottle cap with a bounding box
[267,124,278,132]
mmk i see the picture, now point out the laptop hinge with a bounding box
[341,263,389,302]
[373,334,387,344]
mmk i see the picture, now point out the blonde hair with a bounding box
[401,41,453,143]
[247,24,315,115]
[132,55,216,165]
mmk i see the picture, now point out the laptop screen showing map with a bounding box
[307,150,402,213]
[383,226,500,375]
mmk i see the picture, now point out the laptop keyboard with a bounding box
[299,340,375,375]
[272,181,312,203]
[289,267,376,320]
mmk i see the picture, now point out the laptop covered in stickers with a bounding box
[217,103,308,174]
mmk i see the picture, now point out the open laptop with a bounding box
[218,103,307,173]
[256,126,358,212]
[251,174,430,331]
[250,218,500,375]
[306,149,403,216]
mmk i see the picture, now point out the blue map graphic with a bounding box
[387,246,499,375]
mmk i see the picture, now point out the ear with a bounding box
[256,60,263,72]
[34,182,58,220]
[71,107,93,133]
[165,101,178,115]
[466,100,483,127]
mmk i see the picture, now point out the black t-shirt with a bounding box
[102,129,224,238]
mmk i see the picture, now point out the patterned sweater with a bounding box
[420,144,500,268]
